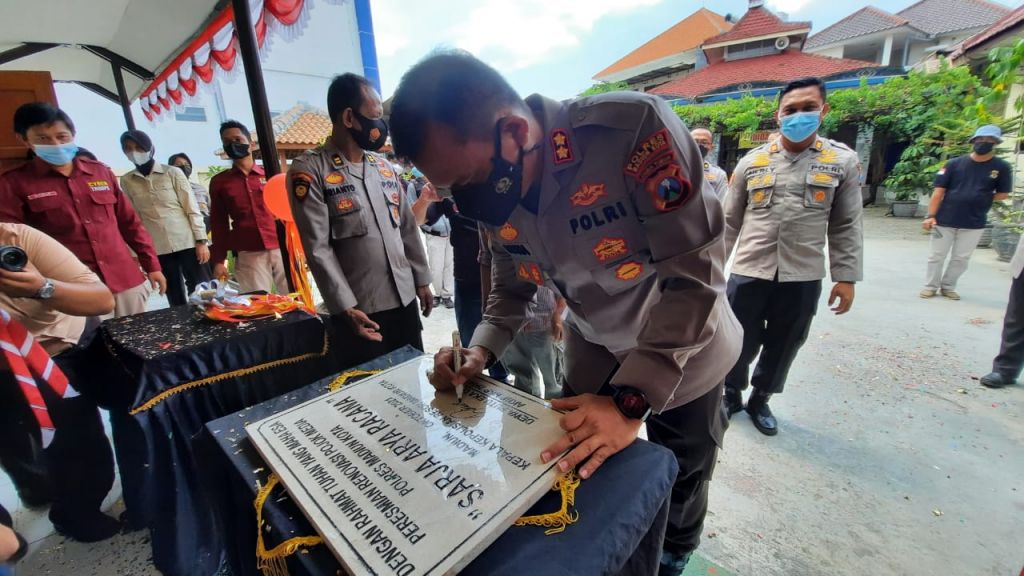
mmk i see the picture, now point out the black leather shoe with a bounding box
[746,392,778,436]
[980,372,1016,388]
[442,297,455,309]
[723,387,744,419]
[52,510,122,543]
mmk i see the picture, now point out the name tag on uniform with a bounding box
[27,190,58,200]
[810,164,843,176]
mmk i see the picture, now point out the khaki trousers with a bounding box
[236,250,288,294]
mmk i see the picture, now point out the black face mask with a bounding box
[451,121,535,227]
[224,142,250,160]
[973,141,995,155]
[698,144,711,158]
[349,111,389,152]
[176,164,193,178]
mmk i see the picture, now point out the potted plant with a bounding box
[990,191,1023,261]
[884,143,935,217]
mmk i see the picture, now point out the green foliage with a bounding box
[883,143,935,200]
[985,38,1024,226]
[673,95,776,134]
[203,165,227,182]
[579,81,629,97]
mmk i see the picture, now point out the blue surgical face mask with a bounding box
[779,111,822,144]
[34,142,79,166]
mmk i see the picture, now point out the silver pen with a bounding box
[452,331,464,401]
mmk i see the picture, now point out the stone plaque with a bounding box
[246,356,565,575]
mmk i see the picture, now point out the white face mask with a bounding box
[127,150,153,166]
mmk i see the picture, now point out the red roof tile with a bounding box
[703,6,810,46]
[649,51,876,99]
[594,8,732,80]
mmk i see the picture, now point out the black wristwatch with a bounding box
[612,386,652,422]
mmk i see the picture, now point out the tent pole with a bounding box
[231,0,293,291]
[231,0,280,177]
[111,62,136,130]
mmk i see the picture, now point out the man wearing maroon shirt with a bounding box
[209,120,288,294]
[0,102,166,317]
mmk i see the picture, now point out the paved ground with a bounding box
[7,207,1024,575]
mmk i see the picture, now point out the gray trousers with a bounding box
[502,329,562,399]
[925,226,984,291]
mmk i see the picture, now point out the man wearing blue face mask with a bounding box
[722,77,864,436]
[0,102,166,317]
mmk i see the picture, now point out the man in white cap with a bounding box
[921,124,1012,300]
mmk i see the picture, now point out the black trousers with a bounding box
[158,248,210,306]
[724,274,822,395]
[329,300,424,369]
[564,379,725,558]
[0,339,114,524]
[993,273,1024,379]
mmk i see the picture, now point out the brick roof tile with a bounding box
[897,0,1011,36]
[649,51,876,99]
[805,6,912,49]
[703,6,810,46]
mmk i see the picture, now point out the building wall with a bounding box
[54,0,364,174]
[812,45,844,59]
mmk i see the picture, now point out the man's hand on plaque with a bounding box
[541,394,642,480]
[344,308,383,342]
[431,345,487,390]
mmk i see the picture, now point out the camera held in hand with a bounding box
[0,245,28,272]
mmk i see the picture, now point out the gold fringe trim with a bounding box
[129,330,329,415]
[255,473,323,576]
[513,471,581,535]
[327,369,383,391]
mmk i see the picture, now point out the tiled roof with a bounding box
[805,6,912,49]
[650,51,877,99]
[272,103,332,146]
[950,5,1024,60]
[594,9,732,80]
[897,0,1011,36]
[703,6,810,46]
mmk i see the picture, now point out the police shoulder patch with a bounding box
[644,164,692,212]
[291,171,314,200]
[625,128,670,177]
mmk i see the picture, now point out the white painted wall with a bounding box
[810,45,844,59]
[53,0,362,175]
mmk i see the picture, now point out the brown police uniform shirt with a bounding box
[0,223,103,355]
[724,137,863,283]
[286,141,430,315]
[470,92,742,413]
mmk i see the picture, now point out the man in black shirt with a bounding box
[921,125,1012,300]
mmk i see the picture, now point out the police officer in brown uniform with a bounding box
[287,73,433,357]
[723,78,863,436]
[690,128,728,200]
[390,51,741,575]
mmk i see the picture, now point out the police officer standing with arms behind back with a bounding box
[390,50,741,575]
[723,77,863,436]
[287,73,433,357]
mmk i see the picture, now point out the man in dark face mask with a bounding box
[921,125,1012,301]
[286,73,432,357]
[390,51,742,575]
[690,128,728,200]
[207,120,289,294]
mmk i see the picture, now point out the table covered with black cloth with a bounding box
[85,305,361,576]
[205,346,680,576]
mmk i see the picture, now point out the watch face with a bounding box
[616,390,650,420]
[38,280,56,299]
